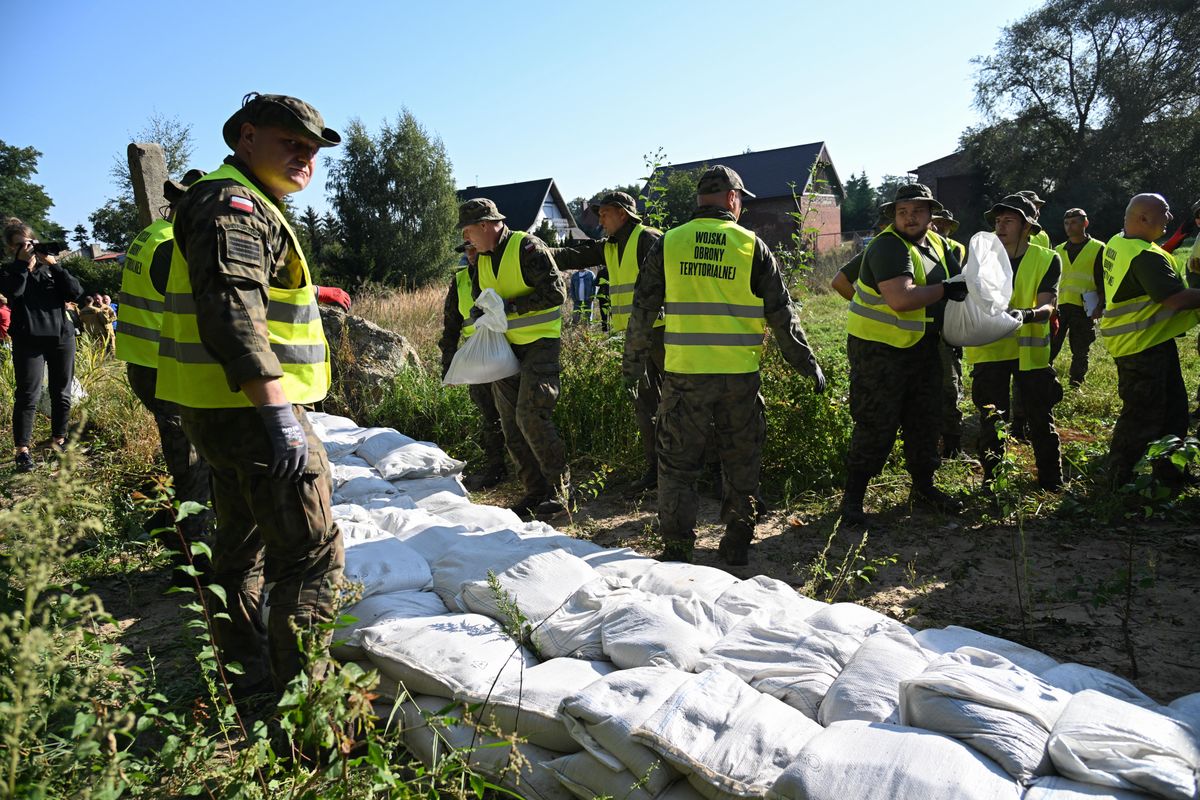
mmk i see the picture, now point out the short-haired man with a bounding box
[438,240,507,490]
[553,192,664,491]
[840,184,965,527]
[155,93,344,701]
[458,198,572,518]
[1099,193,1200,488]
[624,165,824,565]
[964,194,1063,491]
[1051,208,1104,387]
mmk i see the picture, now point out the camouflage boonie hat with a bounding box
[163,168,205,205]
[931,207,959,235]
[880,183,944,218]
[588,191,641,222]
[457,198,506,228]
[1016,189,1046,208]
[222,92,341,150]
[1063,207,1088,219]
[696,165,756,198]
[986,194,1043,234]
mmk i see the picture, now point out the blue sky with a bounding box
[8,0,1041,233]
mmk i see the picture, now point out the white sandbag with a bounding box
[603,593,732,671]
[558,666,691,795]
[942,232,1023,347]
[1168,693,1200,728]
[769,721,1021,800]
[713,576,824,621]
[343,537,433,600]
[396,694,572,800]
[819,627,933,725]
[543,751,657,800]
[1022,775,1156,799]
[696,608,848,720]
[361,612,536,699]
[356,427,465,480]
[900,648,1072,780]
[915,625,1059,675]
[538,576,641,660]
[391,474,470,509]
[1046,690,1200,800]
[333,590,449,657]
[329,453,373,483]
[432,500,524,530]
[461,550,600,630]
[582,548,658,581]
[310,412,371,459]
[805,602,905,638]
[461,658,615,752]
[428,533,564,610]
[632,667,823,799]
[337,519,389,545]
[332,472,399,503]
[443,287,521,386]
[1042,663,1160,710]
[364,506,474,558]
[632,562,741,605]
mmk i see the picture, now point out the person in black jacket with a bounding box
[1,218,84,473]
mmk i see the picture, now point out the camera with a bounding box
[32,241,67,256]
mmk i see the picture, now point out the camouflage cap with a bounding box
[1063,207,1088,219]
[696,165,756,198]
[931,207,960,235]
[986,194,1043,234]
[163,168,205,205]
[879,183,944,217]
[222,92,341,150]
[457,198,506,228]
[588,191,641,222]
[1016,189,1046,207]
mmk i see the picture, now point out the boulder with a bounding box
[320,307,421,400]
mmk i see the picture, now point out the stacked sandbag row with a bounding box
[309,413,1200,800]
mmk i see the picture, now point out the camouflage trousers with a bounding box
[940,337,963,443]
[846,335,941,480]
[634,327,667,474]
[971,361,1062,487]
[181,405,344,693]
[492,337,570,497]
[1110,339,1189,487]
[656,371,765,547]
[1050,303,1096,386]
[468,381,507,476]
[126,363,212,542]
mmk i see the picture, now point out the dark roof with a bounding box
[456,178,577,233]
[911,150,970,175]
[647,142,843,201]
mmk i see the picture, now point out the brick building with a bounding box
[912,151,988,239]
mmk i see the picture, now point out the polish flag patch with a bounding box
[229,196,255,213]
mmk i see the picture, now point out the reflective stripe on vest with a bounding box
[454,268,475,339]
[116,218,174,367]
[476,230,562,345]
[1099,234,1199,358]
[965,244,1056,370]
[662,218,762,374]
[845,227,945,348]
[155,163,330,408]
[1054,237,1102,307]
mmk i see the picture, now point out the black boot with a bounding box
[910,475,964,514]
[941,435,963,460]
[839,471,870,528]
[625,467,657,495]
[463,467,505,492]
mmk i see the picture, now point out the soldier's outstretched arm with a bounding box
[753,240,822,382]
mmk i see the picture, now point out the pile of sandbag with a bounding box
[308,412,1200,800]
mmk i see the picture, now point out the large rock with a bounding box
[320,307,421,403]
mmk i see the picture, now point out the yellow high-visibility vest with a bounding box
[155,163,330,408]
[1054,237,1102,307]
[965,244,1056,370]
[846,227,947,348]
[662,217,762,373]
[1029,230,1051,249]
[454,267,475,339]
[604,225,664,332]
[116,218,173,367]
[1099,234,1199,358]
[476,231,562,345]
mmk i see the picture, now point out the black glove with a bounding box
[258,403,309,481]
[809,364,827,394]
[1009,308,1036,324]
[942,280,968,302]
[468,306,484,323]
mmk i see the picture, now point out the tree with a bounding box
[840,171,876,232]
[965,0,1200,234]
[0,140,64,239]
[533,219,559,247]
[88,197,139,251]
[568,182,644,238]
[872,175,910,211]
[72,224,89,250]
[644,166,706,231]
[326,111,458,288]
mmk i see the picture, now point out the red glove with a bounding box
[315,285,351,310]
[1050,310,1060,338]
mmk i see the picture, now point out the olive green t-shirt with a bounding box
[860,233,955,332]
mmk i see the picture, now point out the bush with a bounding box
[60,254,122,297]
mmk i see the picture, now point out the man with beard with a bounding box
[840,184,965,527]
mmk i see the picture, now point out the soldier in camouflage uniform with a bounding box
[624,166,824,566]
[458,198,572,518]
[930,208,966,457]
[438,240,507,489]
[553,192,664,492]
[841,184,966,527]
[161,93,344,700]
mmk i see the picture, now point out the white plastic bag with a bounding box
[443,287,520,386]
[942,232,1023,347]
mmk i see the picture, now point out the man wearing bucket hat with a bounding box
[840,183,966,527]
[457,197,572,519]
[552,191,665,492]
[1051,208,1104,387]
[1100,193,1200,488]
[117,167,213,569]
[439,239,507,490]
[623,165,825,566]
[1017,190,1052,249]
[156,92,345,704]
[964,193,1063,491]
